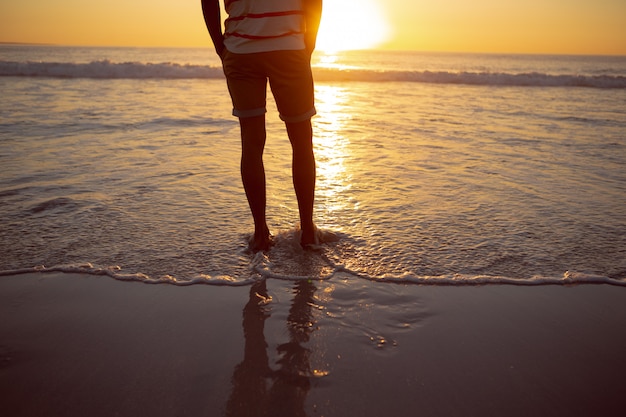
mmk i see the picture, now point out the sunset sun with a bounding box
[315,0,390,53]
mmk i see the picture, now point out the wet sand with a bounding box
[2,272,626,417]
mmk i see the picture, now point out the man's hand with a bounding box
[201,0,226,58]
[303,0,323,54]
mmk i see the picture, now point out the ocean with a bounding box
[1,45,625,286]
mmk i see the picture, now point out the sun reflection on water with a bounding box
[314,85,354,231]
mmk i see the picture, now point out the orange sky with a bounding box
[1,0,625,55]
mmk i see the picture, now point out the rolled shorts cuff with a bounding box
[233,107,267,119]
[279,107,317,123]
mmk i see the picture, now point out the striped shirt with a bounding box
[224,0,306,53]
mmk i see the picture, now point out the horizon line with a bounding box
[1,41,625,58]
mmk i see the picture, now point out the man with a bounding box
[201,0,323,252]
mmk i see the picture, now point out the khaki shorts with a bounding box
[221,49,316,123]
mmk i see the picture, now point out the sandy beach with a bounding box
[2,272,625,417]
[3,14,626,417]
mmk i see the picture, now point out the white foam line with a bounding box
[0,264,257,286]
[2,263,625,287]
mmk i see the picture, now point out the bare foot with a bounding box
[301,226,340,250]
[300,224,320,250]
[248,230,274,253]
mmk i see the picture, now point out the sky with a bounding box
[1,0,625,55]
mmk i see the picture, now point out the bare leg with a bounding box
[240,116,272,251]
[286,119,317,246]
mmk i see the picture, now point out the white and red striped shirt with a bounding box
[224,0,306,53]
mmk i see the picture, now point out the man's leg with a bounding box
[240,115,272,251]
[286,119,317,246]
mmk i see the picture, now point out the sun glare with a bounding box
[313,85,353,230]
[315,0,390,53]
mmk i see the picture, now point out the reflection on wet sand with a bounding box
[226,280,317,417]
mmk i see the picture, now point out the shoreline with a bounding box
[2,272,626,416]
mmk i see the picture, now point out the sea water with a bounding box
[1,45,625,286]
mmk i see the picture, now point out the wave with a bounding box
[1,60,625,88]
[0,60,223,80]
[313,68,626,88]
[2,262,625,287]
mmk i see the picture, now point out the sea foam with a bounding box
[2,262,625,287]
